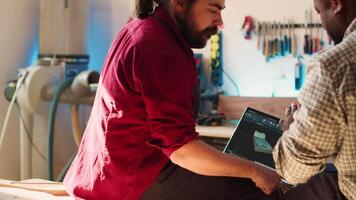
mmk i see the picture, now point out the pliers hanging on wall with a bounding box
[64,0,69,9]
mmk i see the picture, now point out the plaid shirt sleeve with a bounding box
[272,59,345,184]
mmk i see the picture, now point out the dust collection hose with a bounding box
[47,78,74,181]
[56,152,77,182]
[48,70,99,180]
[55,104,82,182]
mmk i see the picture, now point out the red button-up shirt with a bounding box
[64,6,199,200]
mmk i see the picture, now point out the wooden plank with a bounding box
[0,187,72,200]
[196,125,235,138]
[39,0,88,55]
[218,96,297,119]
[0,179,68,196]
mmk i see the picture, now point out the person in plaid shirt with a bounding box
[273,0,356,199]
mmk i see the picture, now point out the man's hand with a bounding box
[279,103,300,132]
[251,163,281,195]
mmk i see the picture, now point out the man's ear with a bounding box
[171,0,188,13]
[331,0,345,15]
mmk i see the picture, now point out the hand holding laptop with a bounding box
[280,103,301,131]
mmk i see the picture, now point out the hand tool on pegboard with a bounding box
[291,18,298,57]
[269,23,274,60]
[279,23,285,56]
[257,22,262,50]
[295,55,305,90]
[242,16,255,40]
[310,9,319,53]
[267,23,274,62]
[304,11,310,54]
[319,27,325,50]
[309,8,316,54]
[283,18,290,55]
[263,23,269,58]
[273,21,279,56]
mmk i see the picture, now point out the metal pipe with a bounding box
[41,85,95,105]
[41,71,99,105]
[70,70,99,98]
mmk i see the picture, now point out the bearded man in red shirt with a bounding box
[64,0,281,199]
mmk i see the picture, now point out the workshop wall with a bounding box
[0,0,39,180]
[88,0,133,71]
[195,0,320,97]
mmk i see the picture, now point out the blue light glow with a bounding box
[87,11,112,72]
[29,36,39,66]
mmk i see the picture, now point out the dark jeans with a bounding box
[142,161,347,200]
[141,161,278,200]
[280,171,347,200]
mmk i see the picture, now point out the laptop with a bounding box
[223,107,282,169]
[223,107,295,192]
[223,107,337,192]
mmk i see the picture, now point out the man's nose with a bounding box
[214,13,224,28]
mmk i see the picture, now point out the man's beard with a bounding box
[174,11,218,48]
[329,32,343,45]
[327,27,344,45]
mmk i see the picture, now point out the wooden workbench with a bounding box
[196,125,235,139]
[0,188,72,200]
[0,179,72,200]
[196,125,234,151]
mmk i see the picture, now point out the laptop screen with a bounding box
[223,107,283,169]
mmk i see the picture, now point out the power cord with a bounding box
[0,70,28,152]
[17,104,47,161]
[222,68,240,96]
